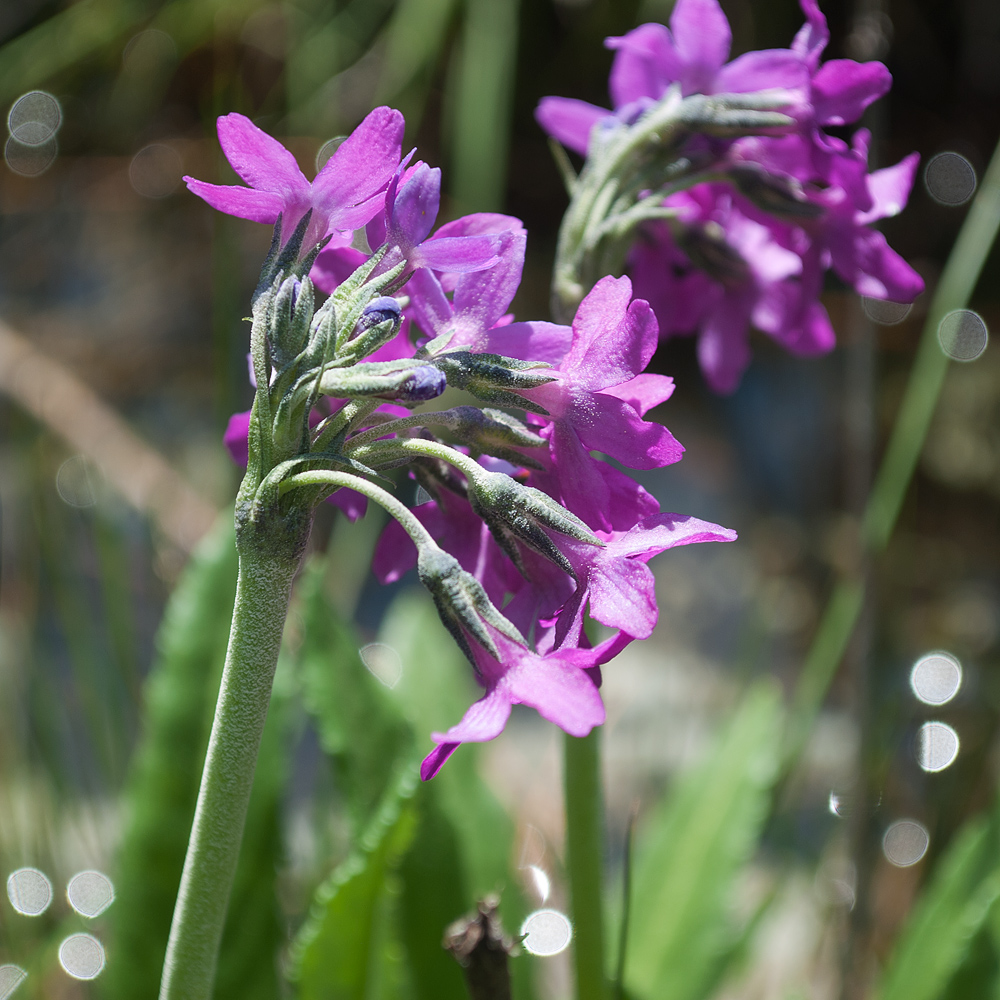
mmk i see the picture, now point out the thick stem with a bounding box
[158,547,299,1000]
[564,730,609,1000]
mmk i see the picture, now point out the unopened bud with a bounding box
[320,361,446,403]
[677,223,751,288]
[728,164,822,219]
[434,352,556,414]
[468,471,601,577]
[445,406,546,468]
[417,547,524,665]
[271,274,313,363]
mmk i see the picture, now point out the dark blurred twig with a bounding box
[444,895,515,1000]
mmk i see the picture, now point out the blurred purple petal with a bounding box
[812,60,891,126]
[535,97,609,155]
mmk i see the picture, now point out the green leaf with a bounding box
[290,766,421,1000]
[875,814,1000,1000]
[625,681,784,1000]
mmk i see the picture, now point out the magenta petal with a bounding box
[844,229,925,301]
[576,392,685,470]
[411,234,504,274]
[216,113,309,196]
[535,97,610,156]
[792,0,829,69]
[223,410,251,467]
[313,106,404,219]
[606,23,682,105]
[588,556,659,638]
[431,213,524,239]
[812,60,891,126]
[669,0,732,83]
[697,291,754,394]
[715,49,809,94]
[450,229,526,329]
[326,488,368,521]
[183,178,284,224]
[860,153,920,223]
[421,742,460,780]
[504,652,605,737]
[565,275,659,387]
[406,268,453,341]
[391,163,441,246]
[600,373,675,416]
[431,686,513,744]
[483,321,572,365]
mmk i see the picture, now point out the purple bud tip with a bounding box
[400,365,447,401]
[360,296,403,330]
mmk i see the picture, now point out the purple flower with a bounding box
[536,0,922,393]
[521,276,683,529]
[420,622,606,780]
[553,512,738,645]
[183,107,404,252]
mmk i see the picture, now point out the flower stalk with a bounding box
[158,543,301,1000]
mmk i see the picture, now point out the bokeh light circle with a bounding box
[6,868,52,916]
[910,652,962,706]
[883,820,930,867]
[58,934,106,980]
[924,152,977,206]
[67,871,115,918]
[937,309,988,361]
[520,909,573,956]
[917,722,960,773]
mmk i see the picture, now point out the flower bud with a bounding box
[727,163,823,220]
[270,274,313,363]
[434,352,556,414]
[417,547,524,665]
[319,360,446,403]
[468,471,601,577]
[677,223,751,288]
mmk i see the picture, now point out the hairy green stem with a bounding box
[564,729,609,1000]
[158,546,299,1000]
[784,133,1000,767]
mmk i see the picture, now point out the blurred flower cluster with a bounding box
[537,0,925,392]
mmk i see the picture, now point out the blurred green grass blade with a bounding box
[375,0,459,105]
[104,514,238,1000]
[0,0,137,104]
[296,559,415,835]
[290,766,420,1000]
[625,681,784,1000]
[448,0,519,212]
[875,816,1000,1000]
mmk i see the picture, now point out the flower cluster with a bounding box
[185,107,736,778]
[537,0,924,392]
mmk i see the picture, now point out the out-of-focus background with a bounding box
[0,0,998,997]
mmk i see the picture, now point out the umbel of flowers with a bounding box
[160,3,921,996]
